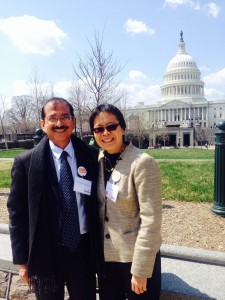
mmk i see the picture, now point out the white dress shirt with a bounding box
[49,140,88,234]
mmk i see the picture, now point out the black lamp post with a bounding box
[211,120,225,217]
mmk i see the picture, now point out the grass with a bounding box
[145,148,214,160]
[159,161,214,203]
[0,161,13,188]
[0,149,26,158]
[144,148,214,202]
[0,148,215,202]
[0,150,26,188]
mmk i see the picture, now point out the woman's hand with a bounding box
[131,274,147,294]
[18,264,28,284]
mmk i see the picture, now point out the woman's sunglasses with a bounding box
[93,123,120,134]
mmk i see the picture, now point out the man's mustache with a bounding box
[52,126,69,130]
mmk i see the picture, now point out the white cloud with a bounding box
[12,80,52,96]
[53,80,73,97]
[203,68,225,85]
[119,82,160,106]
[119,70,160,106]
[163,0,199,9]
[204,87,224,100]
[0,15,68,56]
[12,80,30,96]
[203,68,225,100]
[205,2,220,18]
[199,65,210,72]
[12,79,74,99]
[124,19,155,36]
[128,70,147,81]
[164,0,220,16]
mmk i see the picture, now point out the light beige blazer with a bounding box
[97,143,162,278]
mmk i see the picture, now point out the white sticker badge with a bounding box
[112,170,121,183]
[78,166,87,177]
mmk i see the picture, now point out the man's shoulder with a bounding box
[15,136,49,162]
[15,147,35,161]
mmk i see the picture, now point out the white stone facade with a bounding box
[125,32,225,147]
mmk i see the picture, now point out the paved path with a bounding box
[0,158,14,161]
[1,224,225,299]
[162,256,225,299]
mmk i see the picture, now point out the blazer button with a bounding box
[105,216,109,222]
[105,233,110,239]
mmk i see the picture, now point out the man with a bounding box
[7,97,100,300]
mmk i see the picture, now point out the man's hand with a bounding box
[18,264,28,284]
[131,274,147,294]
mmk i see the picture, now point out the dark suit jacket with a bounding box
[7,135,102,277]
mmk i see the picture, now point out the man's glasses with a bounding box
[93,123,120,134]
[46,115,73,124]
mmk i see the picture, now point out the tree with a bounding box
[73,31,124,107]
[195,125,207,148]
[68,81,90,139]
[157,130,169,147]
[8,95,35,133]
[126,113,149,148]
[27,67,51,128]
[0,94,9,149]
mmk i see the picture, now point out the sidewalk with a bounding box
[1,224,225,299]
[161,244,225,299]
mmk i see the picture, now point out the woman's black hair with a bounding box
[41,97,74,119]
[89,103,126,133]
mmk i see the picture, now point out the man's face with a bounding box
[41,100,75,149]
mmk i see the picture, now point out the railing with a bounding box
[0,268,18,300]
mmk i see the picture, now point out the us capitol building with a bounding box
[125,31,224,147]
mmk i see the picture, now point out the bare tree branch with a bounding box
[0,94,9,149]
[73,30,124,107]
[8,95,35,133]
[27,66,51,127]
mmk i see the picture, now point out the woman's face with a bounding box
[93,112,124,154]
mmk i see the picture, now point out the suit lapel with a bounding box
[47,148,60,202]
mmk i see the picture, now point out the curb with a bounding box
[161,243,225,267]
[0,224,9,234]
[1,223,225,267]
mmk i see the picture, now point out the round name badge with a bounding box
[112,170,121,183]
[78,166,87,177]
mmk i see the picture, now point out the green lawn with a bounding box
[145,148,214,160]
[144,148,214,202]
[0,150,26,188]
[0,148,215,202]
[159,161,214,202]
[0,161,13,188]
[0,149,26,158]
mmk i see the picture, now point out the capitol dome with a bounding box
[160,31,205,104]
[167,53,197,71]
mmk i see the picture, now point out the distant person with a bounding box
[7,97,101,300]
[89,103,162,300]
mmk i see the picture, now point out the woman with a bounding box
[89,104,162,300]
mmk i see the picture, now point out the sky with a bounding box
[0,0,225,108]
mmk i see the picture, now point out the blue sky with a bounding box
[0,0,224,107]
